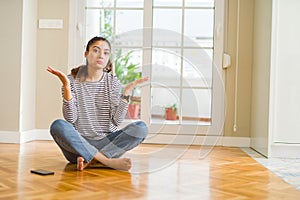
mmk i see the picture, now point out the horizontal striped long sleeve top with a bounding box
[62,72,128,140]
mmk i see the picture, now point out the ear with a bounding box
[84,51,88,58]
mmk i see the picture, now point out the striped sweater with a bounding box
[62,72,128,140]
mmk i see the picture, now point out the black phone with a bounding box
[30,169,55,176]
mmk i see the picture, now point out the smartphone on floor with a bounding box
[30,169,55,176]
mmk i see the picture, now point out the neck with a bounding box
[86,67,104,82]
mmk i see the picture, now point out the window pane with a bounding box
[114,29,143,47]
[183,49,213,87]
[112,48,142,65]
[85,9,101,41]
[153,9,182,47]
[151,87,180,124]
[86,0,114,7]
[182,89,211,125]
[116,0,143,8]
[185,0,214,7]
[113,48,143,120]
[184,9,214,48]
[85,8,114,41]
[153,0,182,7]
[112,48,143,84]
[115,10,143,36]
[151,48,181,87]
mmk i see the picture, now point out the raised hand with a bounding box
[47,66,70,87]
[47,66,72,101]
[123,77,149,96]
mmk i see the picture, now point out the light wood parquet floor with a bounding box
[0,141,299,200]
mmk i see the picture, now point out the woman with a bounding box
[47,36,148,171]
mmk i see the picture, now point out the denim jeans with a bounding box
[50,119,148,163]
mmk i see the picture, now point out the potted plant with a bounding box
[114,49,142,119]
[165,103,177,120]
[127,97,140,119]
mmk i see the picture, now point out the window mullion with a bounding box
[178,0,186,124]
[140,0,153,125]
[112,0,117,44]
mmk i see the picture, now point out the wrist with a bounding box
[123,91,130,96]
[121,94,130,103]
[63,84,70,90]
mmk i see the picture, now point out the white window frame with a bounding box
[69,0,226,137]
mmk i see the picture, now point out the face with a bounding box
[85,40,111,70]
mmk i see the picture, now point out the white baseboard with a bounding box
[0,131,21,143]
[144,134,251,147]
[270,143,300,158]
[3,130,300,157]
[1,129,250,147]
[0,129,52,144]
[20,129,52,143]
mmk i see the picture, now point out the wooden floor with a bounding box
[0,141,299,200]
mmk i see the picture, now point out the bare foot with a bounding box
[101,158,132,171]
[77,157,90,171]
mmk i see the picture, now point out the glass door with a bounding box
[143,0,225,137]
[82,0,225,138]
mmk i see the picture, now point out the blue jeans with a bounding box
[50,119,148,163]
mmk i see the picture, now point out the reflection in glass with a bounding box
[151,48,181,87]
[85,8,114,41]
[184,9,214,47]
[182,49,213,87]
[114,29,143,47]
[153,9,182,47]
[185,0,215,7]
[112,48,143,72]
[182,89,211,125]
[117,0,144,8]
[86,0,114,7]
[153,0,182,7]
[85,0,216,126]
[112,48,143,120]
[151,87,180,124]
[116,10,143,35]
[85,9,101,42]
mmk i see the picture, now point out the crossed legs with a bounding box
[50,119,148,171]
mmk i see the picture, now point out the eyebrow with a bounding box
[92,46,110,51]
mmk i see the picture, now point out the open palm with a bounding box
[123,77,149,96]
[47,66,69,87]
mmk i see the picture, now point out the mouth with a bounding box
[97,60,104,65]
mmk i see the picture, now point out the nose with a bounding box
[98,50,103,58]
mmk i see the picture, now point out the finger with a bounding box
[51,68,62,76]
[47,67,65,79]
[136,77,149,84]
[47,68,56,75]
[46,66,53,72]
[126,76,150,90]
[47,66,56,72]
[47,66,59,74]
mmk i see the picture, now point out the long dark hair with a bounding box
[71,36,113,80]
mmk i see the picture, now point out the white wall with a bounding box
[251,0,300,158]
[35,0,69,129]
[0,0,23,132]
[20,0,37,131]
[0,0,37,143]
[251,0,272,157]
[269,0,300,144]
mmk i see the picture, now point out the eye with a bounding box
[93,49,99,53]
